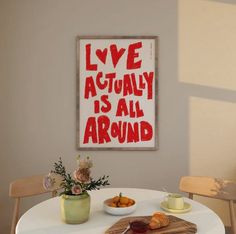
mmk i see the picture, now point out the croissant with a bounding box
[149,212,169,229]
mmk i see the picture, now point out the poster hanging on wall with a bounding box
[76,36,158,150]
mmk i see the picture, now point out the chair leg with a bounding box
[229,200,236,234]
[11,198,20,234]
[189,193,193,199]
[225,226,232,234]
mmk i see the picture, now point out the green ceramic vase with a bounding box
[60,192,90,224]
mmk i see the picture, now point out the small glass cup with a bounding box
[166,193,184,210]
[129,219,149,233]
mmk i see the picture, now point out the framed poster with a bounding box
[76,36,158,150]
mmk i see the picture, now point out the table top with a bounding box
[16,188,225,234]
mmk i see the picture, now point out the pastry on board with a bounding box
[149,212,170,229]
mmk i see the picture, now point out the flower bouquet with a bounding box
[44,156,109,224]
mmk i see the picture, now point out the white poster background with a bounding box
[78,38,156,149]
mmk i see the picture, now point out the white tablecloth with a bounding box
[16,188,225,234]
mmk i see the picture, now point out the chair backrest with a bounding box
[9,175,60,234]
[179,176,236,234]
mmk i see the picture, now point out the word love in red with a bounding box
[86,42,142,70]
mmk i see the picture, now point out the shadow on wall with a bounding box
[208,0,236,4]
[178,0,236,227]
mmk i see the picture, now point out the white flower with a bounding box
[43,173,55,190]
[43,172,63,191]
[79,157,93,169]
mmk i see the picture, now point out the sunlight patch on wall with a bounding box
[189,96,236,225]
[179,0,236,91]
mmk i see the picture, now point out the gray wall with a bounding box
[0,1,187,233]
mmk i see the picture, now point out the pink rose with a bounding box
[73,168,91,183]
[72,185,82,195]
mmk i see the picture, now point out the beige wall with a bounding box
[179,0,236,226]
[0,0,235,233]
[0,1,183,233]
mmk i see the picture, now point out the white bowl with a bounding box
[103,198,137,216]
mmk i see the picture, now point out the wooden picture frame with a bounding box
[76,36,158,150]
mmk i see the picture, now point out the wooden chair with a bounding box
[179,176,236,234]
[9,175,60,234]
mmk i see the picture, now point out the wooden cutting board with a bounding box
[105,215,197,234]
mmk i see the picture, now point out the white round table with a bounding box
[16,188,225,234]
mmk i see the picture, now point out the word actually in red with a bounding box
[84,71,154,100]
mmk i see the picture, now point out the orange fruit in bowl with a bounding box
[104,193,137,215]
[107,193,135,208]
[112,196,120,203]
[119,196,129,205]
[109,202,117,207]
